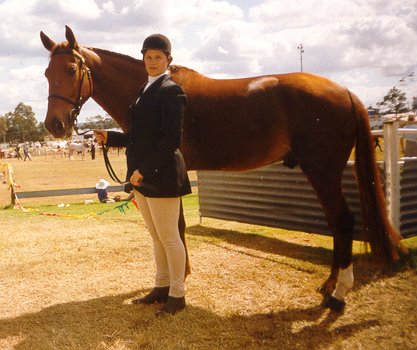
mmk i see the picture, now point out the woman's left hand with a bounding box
[130,169,144,186]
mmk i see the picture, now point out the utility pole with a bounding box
[297,44,304,72]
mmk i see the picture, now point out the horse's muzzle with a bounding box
[45,116,69,138]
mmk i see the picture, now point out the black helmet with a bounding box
[141,34,172,55]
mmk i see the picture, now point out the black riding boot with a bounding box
[132,286,170,305]
[155,296,186,316]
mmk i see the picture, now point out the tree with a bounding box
[5,102,42,143]
[377,86,408,115]
[81,114,120,130]
[35,122,49,142]
[0,116,7,143]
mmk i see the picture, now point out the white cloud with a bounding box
[30,0,101,19]
[9,64,44,80]
[0,0,417,122]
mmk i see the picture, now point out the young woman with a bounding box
[95,34,191,316]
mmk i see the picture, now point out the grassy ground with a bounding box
[0,152,416,349]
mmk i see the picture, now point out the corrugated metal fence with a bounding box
[198,159,417,239]
[400,159,417,238]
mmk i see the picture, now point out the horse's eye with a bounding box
[68,66,77,75]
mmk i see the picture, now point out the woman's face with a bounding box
[144,49,169,77]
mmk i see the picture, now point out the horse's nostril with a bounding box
[54,118,65,132]
[46,117,66,137]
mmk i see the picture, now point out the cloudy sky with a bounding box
[1,0,416,123]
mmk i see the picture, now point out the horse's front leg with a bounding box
[321,264,354,311]
[318,265,339,297]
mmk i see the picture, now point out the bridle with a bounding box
[47,49,125,184]
[48,49,93,135]
[48,49,125,183]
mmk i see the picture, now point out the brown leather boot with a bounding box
[132,286,170,305]
[155,296,186,316]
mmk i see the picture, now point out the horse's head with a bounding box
[40,26,93,138]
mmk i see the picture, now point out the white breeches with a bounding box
[133,190,186,298]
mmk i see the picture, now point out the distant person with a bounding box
[91,141,96,160]
[23,143,32,161]
[95,179,115,203]
[34,141,41,156]
[374,135,382,152]
[15,145,23,160]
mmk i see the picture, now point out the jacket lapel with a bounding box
[129,74,171,114]
[129,82,147,109]
[140,73,171,100]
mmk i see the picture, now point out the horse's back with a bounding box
[172,67,348,100]
[173,68,357,123]
[171,67,361,170]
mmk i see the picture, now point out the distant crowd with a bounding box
[0,139,100,160]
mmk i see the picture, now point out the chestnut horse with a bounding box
[40,26,406,311]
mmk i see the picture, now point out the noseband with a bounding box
[48,50,93,134]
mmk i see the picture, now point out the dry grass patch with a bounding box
[0,155,416,349]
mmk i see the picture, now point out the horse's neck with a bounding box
[82,47,147,131]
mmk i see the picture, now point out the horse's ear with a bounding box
[40,31,56,52]
[65,25,78,49]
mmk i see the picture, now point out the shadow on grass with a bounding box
[185,225,417,293]
[0,290,381,350]
[186,224,333,267]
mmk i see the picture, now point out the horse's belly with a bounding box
[182,136,290,171]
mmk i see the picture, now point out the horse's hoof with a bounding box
[317,284,333,297]
[322,296,346,312]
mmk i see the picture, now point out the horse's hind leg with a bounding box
[300,165,355,311]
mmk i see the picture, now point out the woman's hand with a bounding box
[94,129,108,144]
[130,169,144,187]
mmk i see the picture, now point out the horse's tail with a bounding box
[351,90,407,264]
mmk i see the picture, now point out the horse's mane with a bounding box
[87,47,143,65]
[88,46,202,78]
[49,42,202,78]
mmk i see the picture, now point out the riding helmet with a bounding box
[141,34,172,55]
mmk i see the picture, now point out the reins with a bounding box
[101,143,126,184]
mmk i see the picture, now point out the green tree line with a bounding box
[0,103,46,144]
[0,103,119,144]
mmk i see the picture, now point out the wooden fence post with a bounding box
[383,120,400,231]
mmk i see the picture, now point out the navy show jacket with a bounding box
[106,74,191,198]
